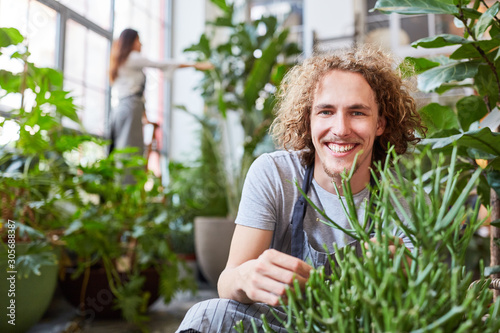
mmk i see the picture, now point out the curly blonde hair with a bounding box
[270,45,425,166]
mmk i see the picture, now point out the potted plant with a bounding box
[57,149,195,329]
[372,0,500,296]
[0,26,94,332]
[0,27,194,331]
[238,146,500,332]
[181,0,301,286]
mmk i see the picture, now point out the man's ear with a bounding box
[376,115,386,136]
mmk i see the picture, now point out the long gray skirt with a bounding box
[108,95,145,157]
[176,298,289,333]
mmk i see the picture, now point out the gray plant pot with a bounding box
[194,216,235,287]
[0,244,59,333]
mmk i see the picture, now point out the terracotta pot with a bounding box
[58,266,160,319]
[194,216,235,287]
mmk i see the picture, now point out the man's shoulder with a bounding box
[255,150,304,171]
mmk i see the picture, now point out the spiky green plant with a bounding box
[238,146,500,332]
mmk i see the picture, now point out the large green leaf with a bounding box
[421,127,500,156]
[475,2,500,39]
[372,0,459,15]
[456,95,488,131]
[419,103,459,136]
[487,169,500,197]
[0,27,24,47]
[434,82,474,94]
[399,57,440,78]
[183,33,211,59]
[411,34,470,49]
[243,28,289,111]
[475,65,500,109]
[417,61,480,92]
[450,40,500,60]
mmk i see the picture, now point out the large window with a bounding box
[0,0,113,137]
[0,0,171,145]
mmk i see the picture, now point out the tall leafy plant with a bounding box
[183,0,301,218]
[0,27,94,272]
[373,0,500,293]
[239,147,500,332]
[0,27,193,329]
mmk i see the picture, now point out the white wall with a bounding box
[169,0,207,162]
[303,0,356,56]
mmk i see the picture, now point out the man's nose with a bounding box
[330,113,351,137]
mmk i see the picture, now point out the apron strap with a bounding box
[291,162,314,259]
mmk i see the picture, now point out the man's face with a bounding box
[310,70,386,190]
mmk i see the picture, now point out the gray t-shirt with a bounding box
[235,150,412,255]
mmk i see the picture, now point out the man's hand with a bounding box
[237,249,312,306]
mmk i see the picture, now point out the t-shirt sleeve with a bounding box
[235,154,282,231]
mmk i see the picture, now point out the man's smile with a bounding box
[326,143,358,154]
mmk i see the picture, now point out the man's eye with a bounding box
[319,110,331,115]
[352,111,365,116]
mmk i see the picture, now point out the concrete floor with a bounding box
[28,282,218,333]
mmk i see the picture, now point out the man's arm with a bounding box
[217,225,312,306]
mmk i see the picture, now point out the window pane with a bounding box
[65,20,85,83]
[64,20,108,136]
[57,0,112,30]
[85,31,108,91]
[84,30,108,135]
[83,87,105,135]
[0,0,29,35]
[0,0,56,112]
[87,0,112,30]
[401,15,429,44]
[28,2,57,68]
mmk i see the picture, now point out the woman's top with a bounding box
[112,50,193,99]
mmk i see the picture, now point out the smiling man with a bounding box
[177,45,425,333]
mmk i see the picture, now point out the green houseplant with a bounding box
[180,0,300,286]
[0,27,192,331]
[0,26,93,332]
[238,146,500,332]
[372,0,500,294]
[183,0,301,218]
[58,151,194,329]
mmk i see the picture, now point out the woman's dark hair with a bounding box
[109,28,139,83]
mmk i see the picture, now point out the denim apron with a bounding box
[291,162,364,277]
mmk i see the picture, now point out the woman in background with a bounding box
[108,28,211,157]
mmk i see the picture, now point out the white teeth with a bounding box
[327,143,355,153]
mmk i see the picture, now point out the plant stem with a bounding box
[458,6,500,103]
[491,188,500,300]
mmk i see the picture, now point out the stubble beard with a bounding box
[322,162,359,181]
